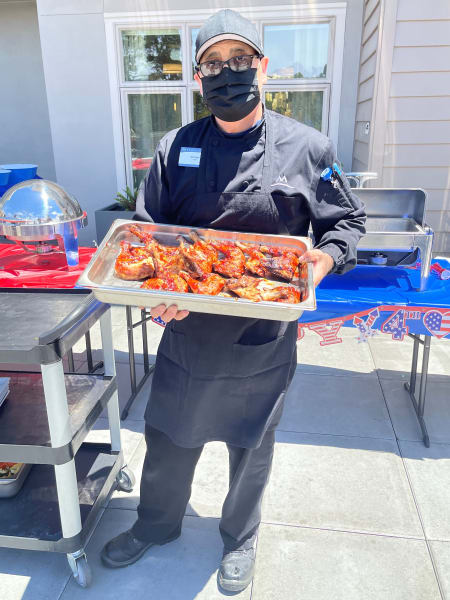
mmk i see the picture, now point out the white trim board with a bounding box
[104,3,347,193]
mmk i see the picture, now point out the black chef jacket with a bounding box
[136,110,366,449]
[137,110,366,274]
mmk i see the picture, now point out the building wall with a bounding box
[35,0,363,245]
[382,0,450,254]
[352,0,380,171]
[36,0,118,246]
[0,0,55,180]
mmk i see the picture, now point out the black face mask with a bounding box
[201,67,260,122]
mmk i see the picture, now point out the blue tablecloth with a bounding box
[298,259,450,343]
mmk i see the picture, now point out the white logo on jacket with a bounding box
[271,173,295,189]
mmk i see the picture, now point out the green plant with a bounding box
[114,186,138,211]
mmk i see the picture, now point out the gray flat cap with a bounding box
[195,9,263,63]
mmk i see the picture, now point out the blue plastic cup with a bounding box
[0,164,38,186]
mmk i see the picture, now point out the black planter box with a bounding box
[95,204,136,244]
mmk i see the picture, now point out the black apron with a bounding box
[145,111,298,448]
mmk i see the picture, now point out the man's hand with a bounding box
[299,249,334,287]
[150,304,189,323]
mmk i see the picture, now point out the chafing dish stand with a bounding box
[0,292,134,587]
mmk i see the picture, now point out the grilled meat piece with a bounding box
[141,273,188,293]
[257,245,300,281]
[235,242,267,277]
[210,241,246,278]
[226,275,301,304]
[225,275,264,302]
[177,232,217,278]
[260,253,299,281]
[129,225,153,244]
[179,271,225,295]
[147,239,185,276]
[115,241,155,280]
[259,285,301,304]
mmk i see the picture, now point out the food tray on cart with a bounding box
[0,463,32,498]
[77,220,316,322]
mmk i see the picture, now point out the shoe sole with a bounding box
[100,532,180,569]
[218,572,254,593]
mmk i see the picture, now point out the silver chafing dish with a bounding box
[0,180,87,267]
[356,188,433,291]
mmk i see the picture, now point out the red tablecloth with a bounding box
[0,243,95,289]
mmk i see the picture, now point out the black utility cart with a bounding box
[0,291,134,587]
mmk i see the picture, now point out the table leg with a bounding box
[120,307,155,421]
[67,348,75,373]
[100,309,121,453]
[409,334,420,395]
[85,331,94,372]
[404,334,431,447]
[142,309,149,373]
[41,360,82,539]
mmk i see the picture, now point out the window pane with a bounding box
[122,29,182,81]
[265,91,323,131]
[128,93,182,189]
[264,23,329,79]
[191,28,200,76]
[193,91,210,121]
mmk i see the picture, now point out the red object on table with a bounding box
[0,243,96,289]
[132,158,152,171]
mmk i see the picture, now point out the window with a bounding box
[106,6,345,192]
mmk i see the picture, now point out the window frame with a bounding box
[264,85,330,134]
[105,4,346,192]
[121,86,187,187]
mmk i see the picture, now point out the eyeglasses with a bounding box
[196,54,263,77]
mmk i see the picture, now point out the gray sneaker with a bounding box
[218,542,256,592]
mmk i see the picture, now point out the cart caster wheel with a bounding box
[116,466,135,493]
[68,552,92,588]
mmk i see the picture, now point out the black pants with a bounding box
[131,425,275,550]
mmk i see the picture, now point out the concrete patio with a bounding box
[1,308,450,600]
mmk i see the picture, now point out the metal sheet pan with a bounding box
[77,220,316,322]
[0,463,32,498]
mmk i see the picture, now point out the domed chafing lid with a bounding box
[0,179,84,226]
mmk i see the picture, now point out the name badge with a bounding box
[179,147,202,168]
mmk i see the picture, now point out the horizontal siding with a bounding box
[387,1,450,251]
[353,140,369,165]
[352,0,381,172]
[362,4,381,44]
[386,121,450,145]
[382,167,450,189]
[397,0,450,21]
[364,0,379,21]
[395,21,450,47]
[358,76,375,103]
[383,144,450,167]
[392,46,450,73]
[390,72,450,97]
[424,189,450,212]
[360,28,378,64]
[356,99,373,122]
[388,97,450,121]
[359,53,377,83]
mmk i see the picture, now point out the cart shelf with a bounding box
[0,441,121,553]
[0,371,116,464]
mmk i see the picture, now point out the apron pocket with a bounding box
[159,327,189,372]
[231,334,294,378]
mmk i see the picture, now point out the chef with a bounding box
[102,9,366,592]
